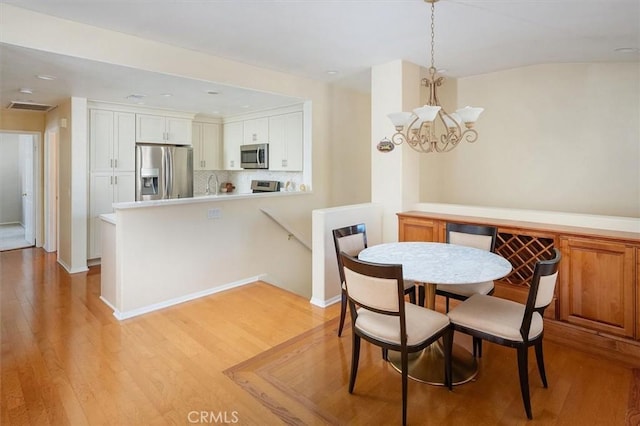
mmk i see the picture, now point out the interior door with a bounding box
[20,134,35,244]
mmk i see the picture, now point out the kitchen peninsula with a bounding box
[100,189,313,320]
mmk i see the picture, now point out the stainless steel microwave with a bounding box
[240,143,269,169]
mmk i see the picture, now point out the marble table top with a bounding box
[358,242,512,285]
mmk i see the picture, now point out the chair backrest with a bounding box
[340,252,406,337]
[446,222,497,252]
[520,248,562,340]
[332,224,367,285]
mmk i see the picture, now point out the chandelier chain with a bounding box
[430,1,435,70]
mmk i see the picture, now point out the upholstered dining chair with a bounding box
[332,224,416,337]
[340,252,452,426]
[446,248,561,420]
[417,222,498,357]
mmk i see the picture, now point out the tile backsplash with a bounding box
[194,170,304,194]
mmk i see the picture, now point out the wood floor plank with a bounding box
[0,247,636,425]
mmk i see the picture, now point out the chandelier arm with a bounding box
[461,129,479,144]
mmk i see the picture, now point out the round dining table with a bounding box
[358,241,512,385]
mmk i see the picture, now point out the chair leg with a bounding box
[349,334,361,394]
[338,291,347,337]
[445,296,450,313]
[382,348,388,361]
[442,328,453,390]
[534,341,548,388]
[408,287,416,304]
[418,285,425,307]
[401,349,409,426]
[517,346,533,420]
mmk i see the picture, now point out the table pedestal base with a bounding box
[387,341,478,386]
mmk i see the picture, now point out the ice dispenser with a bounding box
[140,168,159,196]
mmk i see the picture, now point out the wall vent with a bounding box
[7,101,55,112]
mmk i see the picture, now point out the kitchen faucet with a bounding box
[206,173,219,195]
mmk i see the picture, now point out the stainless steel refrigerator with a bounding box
[136,144,193,201]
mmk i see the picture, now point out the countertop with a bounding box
[112,190,311,210]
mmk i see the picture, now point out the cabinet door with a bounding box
[90,109,114,172]
[201,123,221,170]
[136,114,167,143]
[166,117,192,145]
[89,173,115,259]
[269,112,303,171]
[243,117,269,145]
[113,172,135,203]
[560,237,635,337]
[193,122,221,170]
[398,216,444,242]
[192,122,205,170]
[114,112,136,172]
[223,122,243,170]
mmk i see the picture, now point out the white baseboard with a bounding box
[112,275,265,321]
[57,258,89,274]
[310,294,341,308]
[99,296,116,311]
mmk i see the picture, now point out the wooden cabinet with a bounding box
[397,211,640,360]
[88,108,136,259]
[268,112,303,171]
[192,121,221,170]
[560,237,635,338]
[136,113,192,145]
[223,121,243,170]
[242,117,269,145]
[398,215,443,242]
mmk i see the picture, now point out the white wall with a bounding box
[428,63,639,218]
[0,133,22,224]
[311,203,383,307]
[115,194,318,316]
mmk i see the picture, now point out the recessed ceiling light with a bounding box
[161,93,173,97]
[36,74,56,80]
[19,88,33,94]
[326,70,339,75]
[207,90,220,95]
[241,105,250,109]
[614,47,639,54]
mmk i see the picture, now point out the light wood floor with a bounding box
[1,248,635,425]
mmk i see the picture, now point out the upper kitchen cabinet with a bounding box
[268,111,303,171]
[90,109,136,173]
[243,117,269,145]
[192,121,221,170]
[223,121,243,170]
[136,113,192,145]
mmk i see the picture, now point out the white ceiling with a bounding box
[1,0,638,116]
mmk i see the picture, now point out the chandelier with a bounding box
[378,0,483,154]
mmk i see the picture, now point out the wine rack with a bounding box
[495,232,555,287]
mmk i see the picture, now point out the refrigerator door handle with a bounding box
[167,147,174,197]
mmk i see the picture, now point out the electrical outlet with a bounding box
[207,208,222,220]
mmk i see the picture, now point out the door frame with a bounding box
[0,130,42,248]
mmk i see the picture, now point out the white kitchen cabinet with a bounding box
[223,121,244,170]
[88,172,134,259]
[89,108,136,259]
[192,122,221,170]
[136,113,192,145]
[268,112,303,171]
[243,117,269,145]
[90,109,135,173]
